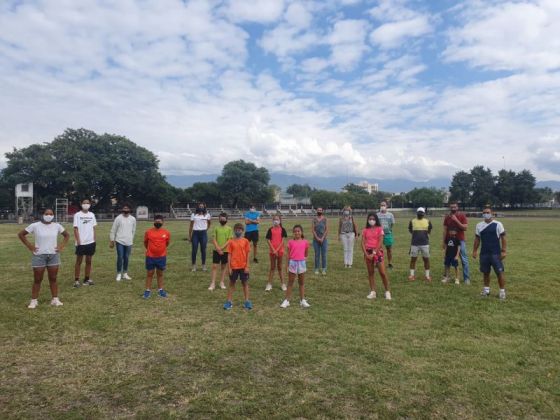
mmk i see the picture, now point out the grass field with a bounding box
[1,216,559,419]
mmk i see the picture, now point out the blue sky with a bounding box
[0,0,559,181]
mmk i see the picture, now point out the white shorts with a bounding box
[288,260,307,274]
[410,245,430,258]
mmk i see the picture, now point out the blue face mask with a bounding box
[234,230,243,238]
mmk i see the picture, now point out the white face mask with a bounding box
[43,215,54,223]
[380,206,387,211]
[273,219,280,226]
[82,204,90,211]
[343,211,350,216]
[368,219,376,226]
[250,207,256,212]
[483,213,492,221]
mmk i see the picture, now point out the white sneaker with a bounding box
[281,283,287,291]
[51,297,63,307]
[385,291,392,300]
[208,284,215,291]
[348,265,352,269]
[367,291,376,299]
[454,278,460,285]
[265,283,272,291]
[300,299,311,308]
[481,289,490,297]
[123,273,132,280]
[321,269,327,276]
[499,290,506,300]
[314,269,319,275]
[202,265,208,272]
[280,299,290,308]
[441,276,448,284]
[191,266,197,272]
[116,273,122,282]
[220,283,226,289]
[28,299,38,309]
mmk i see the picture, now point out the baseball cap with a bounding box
[417,207,425,213]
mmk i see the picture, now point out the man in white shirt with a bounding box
[110,203,137,281]
[73,198,97,287]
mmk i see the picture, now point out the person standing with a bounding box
[73,198,97,287]
[338,206,358,268]
[209,212,232,291]
[312,207,328,275]
[443,201,470,284]
[361,213,391,300]
[109,203,136,282]
[18,208,70,308]
[377,201,395,269]
[223,223,252,310]
[408,207,433,282]
[473,207,507,300]
[189,202,211,272]
[244,204,261,263]
[280,225,311,309]
[143,215,171,299]
[265,215,288,291]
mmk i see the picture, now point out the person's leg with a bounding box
[340,234,349,266]
[268,254,276,284]
[386,245,393,266]
[74,255,83,280]
[85,255,93,279]
[321,239,328,271]
[286,272,296,300]
[460,240,470,282]
[298,273,305,300]
[191,231,200,266]
[210,263,218,288]
[116,243,124,274]
[377,261,390,291]
[366,259,376,292]
[443,265,449,279]
[277,255,285,285]
[156,269,164,290]
[313,240,320,270]
[220,261,227,287]
[123,245,132,273]
[483,272,491,287]
[348,233,355,266]
[242,280,250,301]
[31,267,46,299]
[423,256,431,281]
[497,272,505,289]
[47,266,59,298]
[145,269,154,290]
[226,274,236,302]
[409,257,417,270]
[253,241,258,261]
[200,231,208,266]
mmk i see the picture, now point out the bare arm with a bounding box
[472,236,480,259]
[500,235,507,260]
[188,221,193,241]
[73,226,81,246]
[18,230,36,253]
[58,231,70,252]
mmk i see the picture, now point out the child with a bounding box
[442,228,461,285]
[361,213,391,300]
[73,198,97,287]
[265,215,287,291]
[143,215,170,299]
[408,207,433,282]
[209,212,232,291]
[223,223,252,310]
[280,225,311,308]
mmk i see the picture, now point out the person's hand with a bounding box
[500,250,507,260]
[218,248,223,255]
[27,244,38,253]
[56,245,65,253]
[451,214,459,223]
[454,257,458,261]
[228,267,233,276]
[472,251,478,259]
[109,241,115,249]
[442,243,446,251]
[244,267,250,274]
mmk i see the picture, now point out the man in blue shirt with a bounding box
[473,207,507,300]
[244,204,261,263]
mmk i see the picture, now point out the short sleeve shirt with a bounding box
[445,238,461,259]
[227,238,251,269]
[409,218,432,246]
[475,220,505,255]
[25,222,65,255]
[288,239,309,261]
[191,213,211,231]
[144,228,170,258]
[444,213,468,241]
[266,226,287,249]
[212,225,233,248]
[362,226,384,249]
[377,212,395,234]
[244,211,260,233]
[73,211,97,245]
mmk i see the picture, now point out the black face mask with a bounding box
[154,222,163,228]
[317,212,323,216]
[123,210,130,214]
[450,209,457,214]
[197,207,205,213]
[220,220,227,225]
[417,213,424,218]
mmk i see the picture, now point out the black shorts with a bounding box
[244,231,259,243]
[212,250,229,265]
[230,269,249,283]
[75,242,96,256]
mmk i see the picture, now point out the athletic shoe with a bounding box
[499,290,506,300]
[116,273,122,282]
[223,300,233,310]
[280,299,290,308]
[208,284,215,291]
[50,297,63,307]
[367,291,377,299]
[408,275,416,282]
[201,265,208,272]
[83,279,94,286]
[300,299,311,308]
[348,265,352,269]
[464,279,471,285]
[388,263,394,270]
[344,264,348,268]
[244,300,253,310]
[220,283,226,289]
[321,269,327,276]
[454,278,460,285]
[480,289,490,298]
[123,273,132,280]
[73,281,81,288]
[385,291,392,300]
[143,290,151,299]
[425,276,432,283]
[253,258,259,263]
[191,266,197,272]
[314,269,319,275]
[28,299,38,309]
[158,289,168,298]
[281,283,287,291]
[265,283,272,291]
[441,276,449,284]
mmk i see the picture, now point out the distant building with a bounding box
[274,191,311,206]
[358,181,379,194]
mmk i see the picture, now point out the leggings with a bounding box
[192,230,208,265]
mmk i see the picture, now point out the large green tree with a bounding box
[407,187,446,209]
[470,166,496,208]
[449,170,473,208]
[513,169,537,206]
[216,160,272,208]
[286,183,315,198]
[494,170,516,207]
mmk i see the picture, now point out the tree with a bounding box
[513,169,537,207]
[0,172,13,210]
[494,170,516,207]
[216,160,272,208]
[470,166,495,208]
[342,183,368,195]
[310,190,341,208]
[185,182,222,206]
[449,170,473,208]
[286,183,315,198]
[407,187,446,209]
[534,187,553,204]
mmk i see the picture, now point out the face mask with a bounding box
[219,219,227,225]
[123,210,130,214]
[483,213,492,220]
[380,206,387,211]
[451,209,457,214]
[343,211,350,216]
[417,213,424,218]
[82,204,90,211]
[234,230,243,238]
[197,207,204,213]
[154,222,163,228]
[250,207,256,212]
[317,212,323,216]
[43,215,54,223]
[368,219,375,226]
[273,219,280,226]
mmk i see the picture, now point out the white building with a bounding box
[358,181,379,194]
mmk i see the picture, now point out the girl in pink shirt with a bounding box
[361,213,391,300]
[265,215,287,291]
[280,225,311,309]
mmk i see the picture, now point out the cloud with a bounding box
[224,0,285,23]
[370,16,432,49]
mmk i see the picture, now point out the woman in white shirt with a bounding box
[18,208,70,309]
[109,203,137,281]
[189,202,211,271]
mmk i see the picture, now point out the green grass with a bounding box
[1,217,559,419]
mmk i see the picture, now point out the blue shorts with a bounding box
[479,254,504,275]
[146,256,166,271]
[288,260,307,274]
[444,256,459,268]
[230,269,249,283]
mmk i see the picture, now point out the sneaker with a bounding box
[408,275,416,282]
[281,283,287,291]
[73,281,81,288]
[344,264,348,268]
[123,273,132,280]
[253,258,259,263]
[441,276,449,284]
[143,290,151,299]
[28,299,38,309]
[367,291,377,299]
[244,300,253,310]
[220,283,226,289]
[425,276,432,283]
[388,263,394,270]
[223,300,233,310]
[480,289,490,298]
[314,269,319,275]
[116,273,122,282]
[385,291,392,300]
[191,266,197,272]
[158,289,168,298]
[348,265,352,269]
[454,278,460,285]
[50,297,63,307]
[300,299,311,308]
[265,283,272,292]
[321,269,327,276]
[208,284,215,291]
[499,290,506,300]
[201,265,208,272]
[83,279,94,286]
[280,299,290,308]
[464,279,471,285]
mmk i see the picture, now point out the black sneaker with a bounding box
[253,258,258,263]
[83,279,94,286]
[73,281,81,288]
[388,263,394,270]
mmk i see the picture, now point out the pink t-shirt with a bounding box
[362,226,384,249]
[288,239,309,261]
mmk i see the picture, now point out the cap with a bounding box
[417,207,425,213]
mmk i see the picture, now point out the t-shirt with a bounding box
[144,228,171,258]
[340,217,355,234]
[445,237,461,259]
[191,212,211,231]
[73,211,97,245]
[377,211,395,234]
[408,218,432,246]
[244,211,260,232]
[227,238,251,269]
[362,226,384,249]
[212,225,233,248]
[266,225,287,250]
[288,239,309,261]
[25,222,65,255]
[475,220,505,255]
[109,214,137,246]
[443,213,468,241]
[313,217,327,237]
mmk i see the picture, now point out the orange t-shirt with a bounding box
[144,228,171,258]
[227,238,250,269]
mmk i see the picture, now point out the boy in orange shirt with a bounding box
[223,223,252,310]
[143,215,171,299]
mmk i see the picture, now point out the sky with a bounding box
[0,0,559,182]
